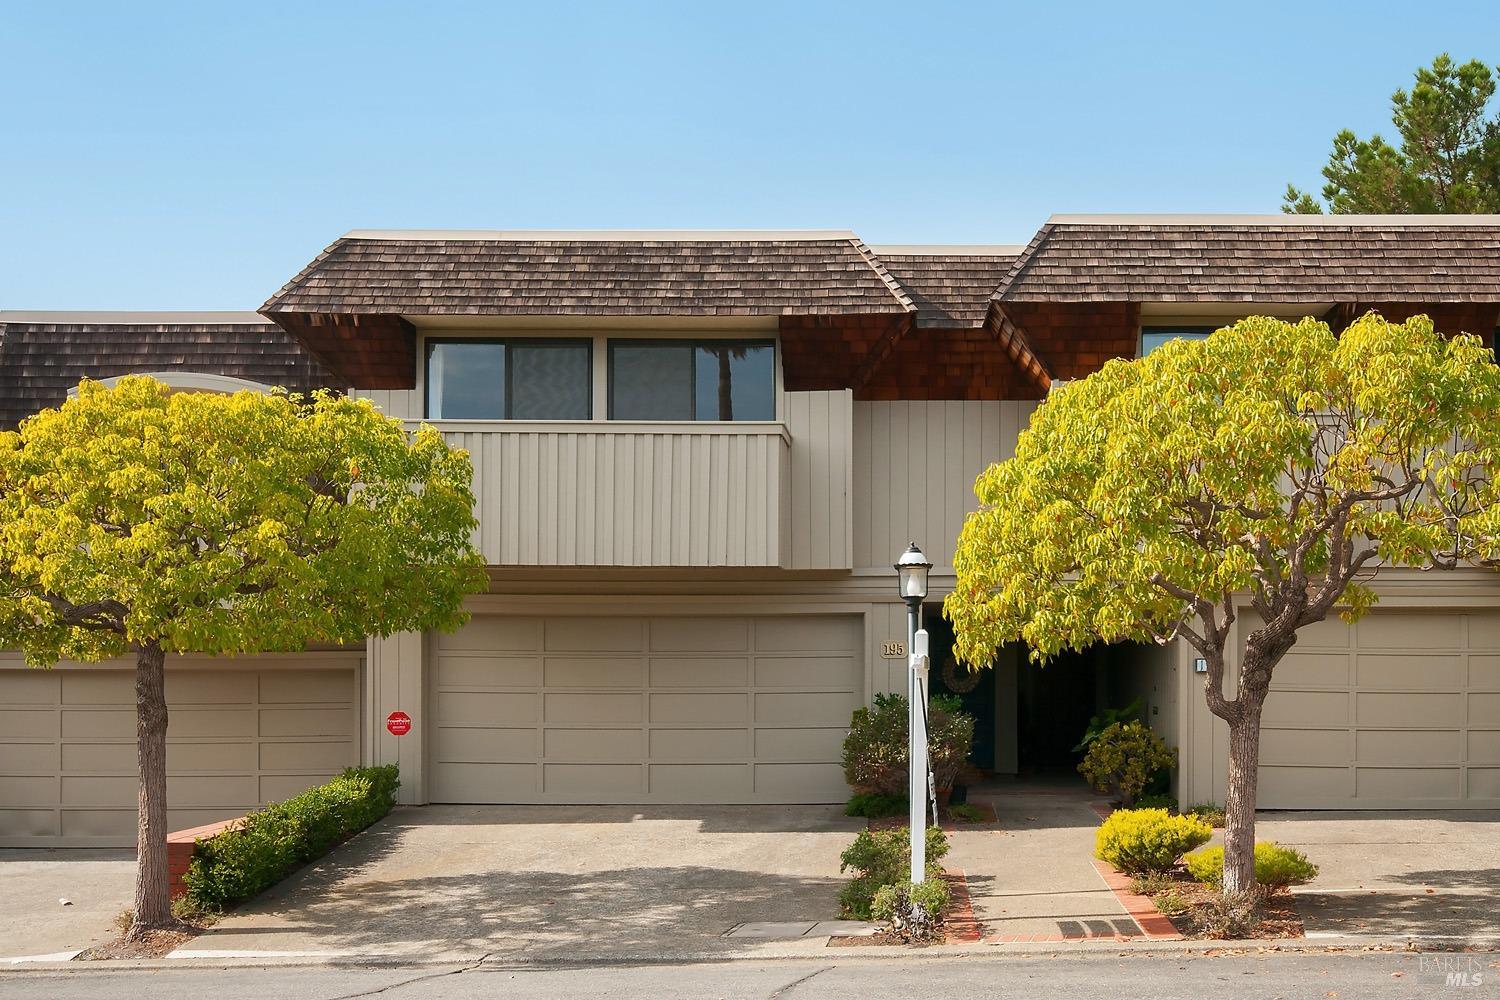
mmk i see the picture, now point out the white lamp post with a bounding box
[895,542,932,884]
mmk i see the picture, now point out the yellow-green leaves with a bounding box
[0,377,487,666]
[946,313,1500,668]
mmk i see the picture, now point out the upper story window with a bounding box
[426,339,591,419]
[1140,326,1214,357]
[608,340,775,421]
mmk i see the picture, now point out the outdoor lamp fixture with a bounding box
[895,542,932,605]
[894,543,934,885]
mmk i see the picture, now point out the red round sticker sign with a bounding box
[386,711,413,737]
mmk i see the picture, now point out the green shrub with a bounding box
[1153,890,1190,916]
[842,694,976,798]
[871,879,950,942]
[1133,792,1178,812]
[183,765,400,911]
[1072,698,1143,752]
[1187,803,1226,827]
[1077,721,1177,807]
[1184,843,1319,889]
[1094,807,1212,875]
[845,792,907,818]
[945,803,985,823]
[1129,871,1177,896]
[837,826,949,919]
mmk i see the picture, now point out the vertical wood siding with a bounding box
[852,400,1037,571]
[783,390,854,570]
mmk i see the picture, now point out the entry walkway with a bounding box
[944,782,1143,942]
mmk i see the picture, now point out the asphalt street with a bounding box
[1,951,1495,999]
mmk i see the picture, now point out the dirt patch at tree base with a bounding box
[75,921,206,960]
[1147,877,1305,940]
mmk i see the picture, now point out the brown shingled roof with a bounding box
[871,247,1020,327]
[994,215,1500,303]
[0,313,343,428]
[264,231,915,317]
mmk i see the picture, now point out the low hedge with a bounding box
[182,765,400,911]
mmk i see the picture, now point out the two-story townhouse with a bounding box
[2,215,1498,848]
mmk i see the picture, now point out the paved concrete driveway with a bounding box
[1257,810,1500,943]
[175,804,862,962]
[0,850,134,960]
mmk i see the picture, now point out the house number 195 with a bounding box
[881,641,906,658]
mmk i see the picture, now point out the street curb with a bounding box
[3,934,1496,973]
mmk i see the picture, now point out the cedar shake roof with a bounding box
[994,214,1500,303]
[0,312,342,429]
[870,246,1021,327]
[264,231,916,317]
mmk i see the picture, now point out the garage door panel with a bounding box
[435,691,537,727]
[172,671,257,704]
[1470,768,1500,798]
[651,618,749,652]
[1263,691,1348,726]
[432,762,536,801]
[61,775,135,807]
[0,710,59,740]
[650,692,747,725]
[436,656,541,689]
[1471,656,1500,688]
[258,741,354,771]
[169,774,259,807]
[258,670,349,704]
[431,613,861,804]
[649,728,747,761]
[1357,767,1461,800]
[754,617,861,652]
[754,655,859,689]
[543,763,643,796]
[61,709,135,739]
[169,708,257,739]
[435,617,541,652]
[1468,730,1500,763]
[61,672,132,705]
[1261,727,1348,765]
[259,707,352,738]
[755,727,846,762]
[2,672,58,704]
[1357,692,1462,727]
[1356,654,1462,690]
[648,657,748,688]
[1285,616,1352,647]
[1358,614,1461,648]
[0,809,57,838]
[434,726,537,763]
[259,773,342,801]
[543,728,643,762]
[4,743,59,773]
[61,809,134,839]
[543,618,645,652]
[1356,729,1462,765]
[545,692,642,724]
[1471,693,1500,725]
[165,742,258,772]
[0,775,55,806]
[1270,652,1348,688]
[650,763,750,798]
[754,762,844,799]
[543,656,643,688]
[1259,765,1349,802]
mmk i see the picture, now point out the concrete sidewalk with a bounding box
[0,849,134,961]
[944,785,1141,941]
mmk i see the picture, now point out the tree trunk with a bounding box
[1222,701,1263,895]
[128,641,172,939]
[717,349,733,421]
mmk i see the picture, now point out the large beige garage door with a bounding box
[1254,611,1500,808]
[430,615,863,804]
[0,652,362,847]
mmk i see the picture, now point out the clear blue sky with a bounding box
[3,1,1496,308]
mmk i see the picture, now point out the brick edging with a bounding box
[1090,858,1185,939]
[942,868,982,942]
[167,816,244,899]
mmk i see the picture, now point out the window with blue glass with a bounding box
[1139,327,1215,356]
[608,340,775,421]
[425,339,591,419]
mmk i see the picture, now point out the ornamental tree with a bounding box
[946,314,1500,894]
[0,377,486,939]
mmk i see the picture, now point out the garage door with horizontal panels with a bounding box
[1254,610,1500,808]
[0,652,362,847]
[430,615,863,804]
